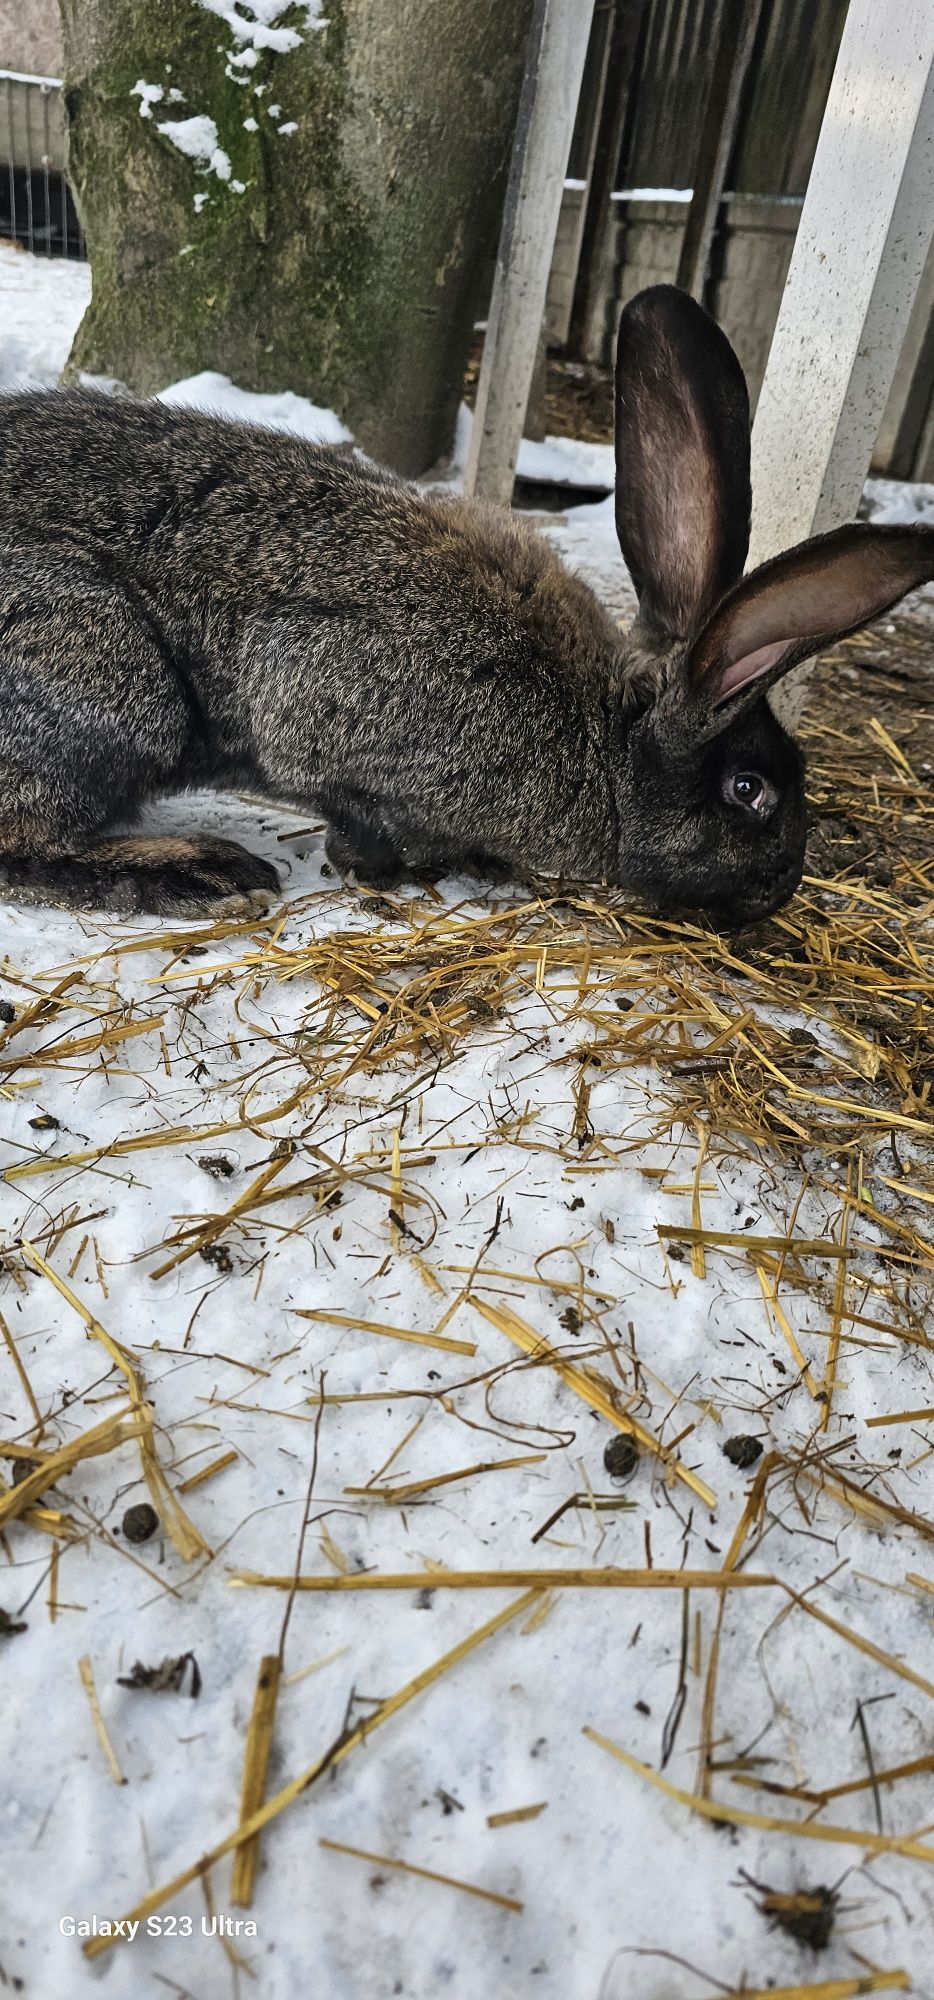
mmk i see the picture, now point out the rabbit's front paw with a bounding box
[325,821,403,888]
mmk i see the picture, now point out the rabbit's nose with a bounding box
[729,859,804,928]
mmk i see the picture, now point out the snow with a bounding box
[2,245,934,2000]
[4,799,934,2000]
[864,476,934,527]
[155,113,233,183]
[157,370,352,444]
[131,79,164,120]
[197,0,328,55]
[516,432,615,490]
[0,250,351,447]
[0,65,63,88]
[611,186,694,202]
[131,1,327,192]
[452,400,616,496]
[129,84,231,191]
[0,244,91,391]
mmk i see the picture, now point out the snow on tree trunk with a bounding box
[60,0,533,474]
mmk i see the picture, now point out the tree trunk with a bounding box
[59,0,532,475]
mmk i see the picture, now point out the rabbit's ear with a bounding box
[683,522,934,739]
[614,285,751,643]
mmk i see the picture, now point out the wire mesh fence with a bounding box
[1,69,85,258]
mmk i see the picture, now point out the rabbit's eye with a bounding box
[721,770,777,817]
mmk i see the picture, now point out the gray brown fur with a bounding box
[1,286,932,925]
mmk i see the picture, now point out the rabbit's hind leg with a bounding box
[0,834,279,918]
[0,547,278,917]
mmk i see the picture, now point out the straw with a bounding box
[228,1567,777,1592]
[78,1656,126,1787]
[318,1837,523,1913]
[20,1239,210,1562]
[585,1727,934,1863]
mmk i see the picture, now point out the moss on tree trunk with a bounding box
[60,0,532,474]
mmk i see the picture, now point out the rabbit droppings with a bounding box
[1,286,932,926]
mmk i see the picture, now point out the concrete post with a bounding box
[464,0,596,505]
[748,0,934,569]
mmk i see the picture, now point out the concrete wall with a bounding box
[0,0,62,77]
[589,192,800,414]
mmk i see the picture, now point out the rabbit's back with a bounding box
[0,389,631,880]
[0,389,623,694]
[0,387,387,573]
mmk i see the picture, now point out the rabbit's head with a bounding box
[610,286,934,925]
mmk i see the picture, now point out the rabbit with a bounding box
[0,281,931,928]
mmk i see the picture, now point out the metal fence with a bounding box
[1,68,84,257]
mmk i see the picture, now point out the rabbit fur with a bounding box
[0,284,932,926]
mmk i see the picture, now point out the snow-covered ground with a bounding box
[863,475,934,529]
[0,243,93,393]
[2,247,934,2000]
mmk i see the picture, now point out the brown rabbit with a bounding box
[0,284,931,924]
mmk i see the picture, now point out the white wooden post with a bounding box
[749,0,934,570]
[464,0,596,505]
